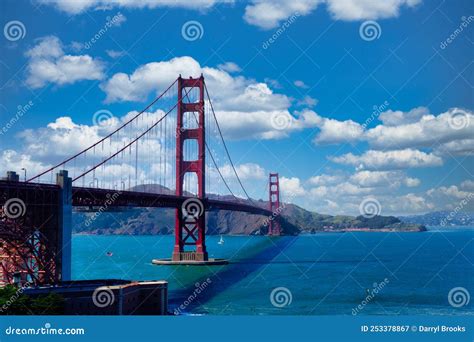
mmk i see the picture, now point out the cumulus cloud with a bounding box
[325,0,421,21]
[349,170,420,188]
[37,0,227,14]
[378,106,429,126]
[366,108,474,150]
[217,62,241,73]
[297,95,318,107]
[280,176,306,196]
[330,149,443,170]
[243,0,421,29]
[219,163,266,180]
[37,0,420,29]
[435,139,474,156]
[0,150,51,177]
[310,107,473,157]
[300,109,364,144]
[25,36,104,88]
[100,56,321,140]
[106,50,126,59]
[290,174,472,216]
[308,174,343,186]
[293,80,309,89]
[244,0,319,29]
[6,109,181,188]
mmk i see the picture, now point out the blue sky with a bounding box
[0,0,473,216]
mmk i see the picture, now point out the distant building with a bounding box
[23,279,168,315]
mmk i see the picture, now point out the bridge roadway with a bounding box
[0,180,272,217]
[72,186,272,216]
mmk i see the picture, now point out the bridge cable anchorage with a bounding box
[72,85,196,183]
[26,78,179,183]
[182,92,237,199]
[203,83,256,206]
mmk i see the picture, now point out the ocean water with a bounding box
[72,227,474,315]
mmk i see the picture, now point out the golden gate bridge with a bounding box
[0,76,282,285]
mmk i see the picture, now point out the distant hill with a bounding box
[399,211,474,226]
[73,184,425,235]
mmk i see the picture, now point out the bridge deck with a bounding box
[71,186,272,216]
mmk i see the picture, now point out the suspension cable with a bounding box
[182,92,237,198]
[203,83,255,204]
[73,85,194,183]
[27,78,179,182]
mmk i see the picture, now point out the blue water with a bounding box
[72,228,474,315]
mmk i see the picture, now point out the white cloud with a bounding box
[219,163,266,180]
[308,174,343,186]
[308,107,473,156]
[217,62,241,73]
[302,109,364,144]
[404,177,420,187]
[297,95,318,107]
[378,106,429,126]
[244,0,318,29]
[461,180,474,191]
[350,170,420,188]
[366,108,474,150]
[101,56,201,102]
[38,0,228,14]
[435,139,474,156]
[101,56,321,140]
[331,149,443,170]
[326,0,421,21]
[293,176,473,216]
[280,176,306,196]
[243,0,420,29]
[106,49,126,59]
[294,80,308,89]
[0,150,51,178]
[25,36,104,88]
[38,0,420,29]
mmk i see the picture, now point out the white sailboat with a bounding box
[218,235,224,245]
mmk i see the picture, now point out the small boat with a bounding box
[218,235,224,245]
[106,251,113,257]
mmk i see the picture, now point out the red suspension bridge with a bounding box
[0,76,282,285]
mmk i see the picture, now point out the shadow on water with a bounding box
[167,236,298,314]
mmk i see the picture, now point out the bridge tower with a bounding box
[268,173,281,236]
[172,75,208,262]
